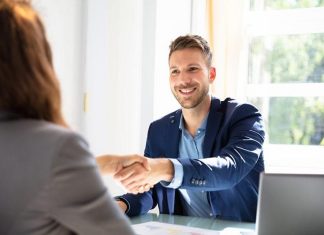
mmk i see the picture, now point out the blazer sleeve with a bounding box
[178,103,265,191]
[45,133,135,235]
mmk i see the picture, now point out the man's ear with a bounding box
[209,67,216,82]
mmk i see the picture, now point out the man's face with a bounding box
[169,48,215,109]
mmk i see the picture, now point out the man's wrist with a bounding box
[115,197,130,214]
[116,200,128,213]
[156,158,174,182]
[162,159,183,188]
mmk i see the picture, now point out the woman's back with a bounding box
[0,111,134,235]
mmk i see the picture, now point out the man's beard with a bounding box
[173,85,209,109]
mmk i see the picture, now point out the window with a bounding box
[245,1,324,172]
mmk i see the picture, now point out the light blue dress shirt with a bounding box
[163,113,213,217]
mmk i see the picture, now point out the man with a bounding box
[112,35,265,222]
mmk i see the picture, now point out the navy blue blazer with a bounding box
[120,97,265,222]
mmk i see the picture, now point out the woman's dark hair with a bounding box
[0,0,67,126]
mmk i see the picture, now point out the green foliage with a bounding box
[251,34,324,83]
[269,97,324,145]
[265,0,324,9]
[248,1,324,146]
[249,33,324,145]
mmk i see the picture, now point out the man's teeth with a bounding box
[180,88,194,93]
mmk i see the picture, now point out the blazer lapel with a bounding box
[165,110,182,159]
[163,110,182,213]
[203,98,224,157]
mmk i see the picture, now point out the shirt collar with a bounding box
[179,112,209,133]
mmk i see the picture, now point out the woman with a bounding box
[0,0,137,234]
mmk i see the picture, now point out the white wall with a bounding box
[83,0,149,195]
[35,0,150,155]
[83,0,143,155]
[34,0,86,131]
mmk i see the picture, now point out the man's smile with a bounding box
[178,87,197,96]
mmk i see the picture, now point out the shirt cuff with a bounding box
[160,159,183,189]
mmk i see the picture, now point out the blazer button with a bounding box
[199,180,203,186]
[203,180,206,185]
[195,180,199,185]
[191,179,195,184]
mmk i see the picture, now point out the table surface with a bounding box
[130,213,255,232]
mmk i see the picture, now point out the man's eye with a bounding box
[188,67,198,72]
[170,70,179,75]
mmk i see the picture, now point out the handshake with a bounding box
[96,155,174,194]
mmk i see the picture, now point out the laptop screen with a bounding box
[256,173,324,235]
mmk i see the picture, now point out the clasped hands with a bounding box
[96,154,174,194]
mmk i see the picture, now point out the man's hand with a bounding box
[114,158,174,194]
[96,154,150,176]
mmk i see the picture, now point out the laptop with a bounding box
[256,173,324,235]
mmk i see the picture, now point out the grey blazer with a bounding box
[0,111,135,235]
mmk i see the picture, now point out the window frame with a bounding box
[211,1,324,173]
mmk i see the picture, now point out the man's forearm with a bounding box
[150,158,174,182]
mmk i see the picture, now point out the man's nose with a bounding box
[178,72,192,84]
